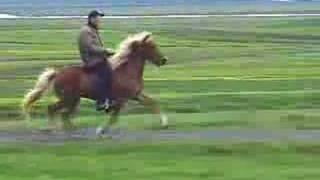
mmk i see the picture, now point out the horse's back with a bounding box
[56,65,83,82]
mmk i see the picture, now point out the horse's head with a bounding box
[110,32,168,69]
[131,32,168,66]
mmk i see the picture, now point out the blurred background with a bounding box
[1,0,320,16]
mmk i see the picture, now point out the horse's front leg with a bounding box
[135,93,168,128]
[96,103,123,136]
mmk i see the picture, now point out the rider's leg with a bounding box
[93,64,113,111]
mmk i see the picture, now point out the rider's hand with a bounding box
[105,48,116,57]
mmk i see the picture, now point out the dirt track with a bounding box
[0,128,320,144]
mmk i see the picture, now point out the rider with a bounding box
[78,10,115,111]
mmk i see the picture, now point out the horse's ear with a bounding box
[142,33,152,43]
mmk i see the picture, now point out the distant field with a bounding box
[1,17,320,179]
[1,0,320,16]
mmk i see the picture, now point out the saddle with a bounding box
[82,53,114,73]
[82,61,107,73]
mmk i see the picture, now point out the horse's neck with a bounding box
[115,55,145,80]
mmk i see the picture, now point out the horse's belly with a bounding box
[112,81,142,99]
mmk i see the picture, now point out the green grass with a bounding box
[1,17,320,179]
[0,141,320,180]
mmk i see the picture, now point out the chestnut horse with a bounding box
[22,31,168,136]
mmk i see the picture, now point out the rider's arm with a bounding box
[81,30,107,55]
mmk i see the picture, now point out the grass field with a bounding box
[1,16,320,179]
[1,141,320,180]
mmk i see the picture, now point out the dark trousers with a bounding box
[90,62,112,104]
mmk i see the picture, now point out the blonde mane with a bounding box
[109,31,152,70]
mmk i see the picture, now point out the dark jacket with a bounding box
[78,24,113,67]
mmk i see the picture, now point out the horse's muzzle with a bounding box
[160,56,168,66]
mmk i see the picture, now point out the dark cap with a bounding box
[88,10,105,18]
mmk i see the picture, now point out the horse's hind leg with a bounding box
[61,98,80,131]
[47,93,80,131]
[135,93,168,128]
[47,100,64,129]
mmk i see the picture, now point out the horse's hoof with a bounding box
[160,114,169,128]
[96,127,123,139]
[96,127,111,138]
[96,127,104,136]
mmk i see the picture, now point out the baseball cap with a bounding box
[88,10,105,18]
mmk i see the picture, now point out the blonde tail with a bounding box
[22,68,57,115]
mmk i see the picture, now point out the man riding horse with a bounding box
[78,10,114,111]
[22,12,169,134]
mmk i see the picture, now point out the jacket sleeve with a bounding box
[81,30,106,55]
